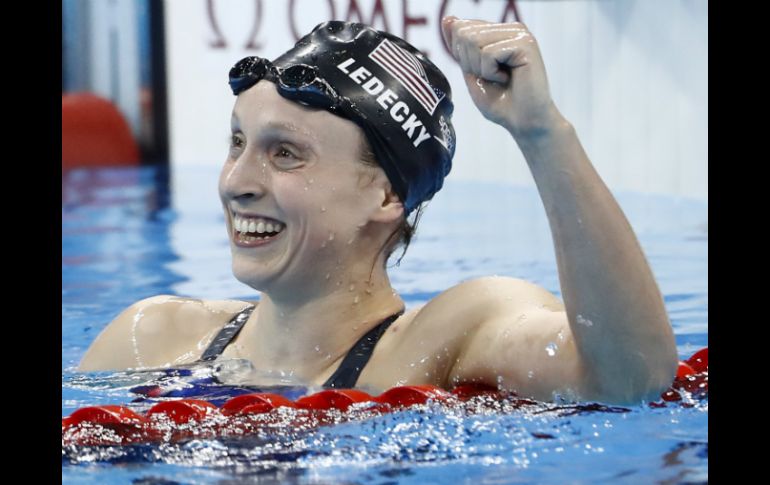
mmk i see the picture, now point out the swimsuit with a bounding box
[196,304,404,389]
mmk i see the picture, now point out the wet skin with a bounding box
[79,17,678,405]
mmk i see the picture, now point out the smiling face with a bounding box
[219,80,403,297]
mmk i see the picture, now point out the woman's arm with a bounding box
[441,17,677,404]
[77,296,245,371]
[77,295,176,371]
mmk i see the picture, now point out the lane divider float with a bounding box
[62,348,707,445]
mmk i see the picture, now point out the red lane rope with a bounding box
[652,347,708,407]
[63,348,707,446]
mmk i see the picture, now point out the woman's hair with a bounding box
[359,137,425,268]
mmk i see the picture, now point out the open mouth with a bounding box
[232,213,285,245]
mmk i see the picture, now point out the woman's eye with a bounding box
[275,146,297,158]
[228,135,245,157]
[271,145,305,170]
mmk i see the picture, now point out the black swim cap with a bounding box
[229,21,455,214]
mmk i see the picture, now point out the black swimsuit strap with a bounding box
[197,304,256,362]
[322,310,404,389]
[197,305,403,389]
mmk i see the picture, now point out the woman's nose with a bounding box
[219,156,269,202]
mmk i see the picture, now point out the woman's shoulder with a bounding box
[114,295,259,337]
[416,276,563,324]
[394,276,562,353]
[78,295,259,371]
[362,277,565,389]
[382,276,561,349]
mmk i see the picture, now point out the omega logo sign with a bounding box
[205,0,520,57]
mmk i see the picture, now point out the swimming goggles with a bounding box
[229,57,353,117]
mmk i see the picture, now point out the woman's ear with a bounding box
[370,183,404,223]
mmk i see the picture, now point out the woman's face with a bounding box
[219,80,398,293]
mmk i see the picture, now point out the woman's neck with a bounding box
[239,262,404,382]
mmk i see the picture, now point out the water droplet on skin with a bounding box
[557,330,565,341]
[347,237,355,245]
[419,357,428,364]
[325,273,330,280]
[545,342,558,356]
[328,233,335,241]
[336,281,341,286]
[321,241,327,248]
[353,296,360,304]
[528,370,535,379]
[304,186,309,191]
[308,178,314,184]
[475,78,487,94]
[320,206,326,212]
[348,284,355,291]
[314,345,321,352]
[576,315,593,327]
[365,289,372,295]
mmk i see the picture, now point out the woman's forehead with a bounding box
[232,80,360,144]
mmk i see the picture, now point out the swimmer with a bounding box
[78,18,678,405]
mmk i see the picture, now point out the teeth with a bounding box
[232,214,285,235]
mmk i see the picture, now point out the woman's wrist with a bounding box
[506,101,571,145]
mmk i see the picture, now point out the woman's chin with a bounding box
[231,261,275,290]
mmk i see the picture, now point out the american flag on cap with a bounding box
[369,39,445,115]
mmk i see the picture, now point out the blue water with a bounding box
[62,166,708,484]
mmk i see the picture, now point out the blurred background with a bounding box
[61,0,707,201]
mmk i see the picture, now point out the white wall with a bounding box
[165,0,707,202]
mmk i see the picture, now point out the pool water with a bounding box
[62,165,708,484]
